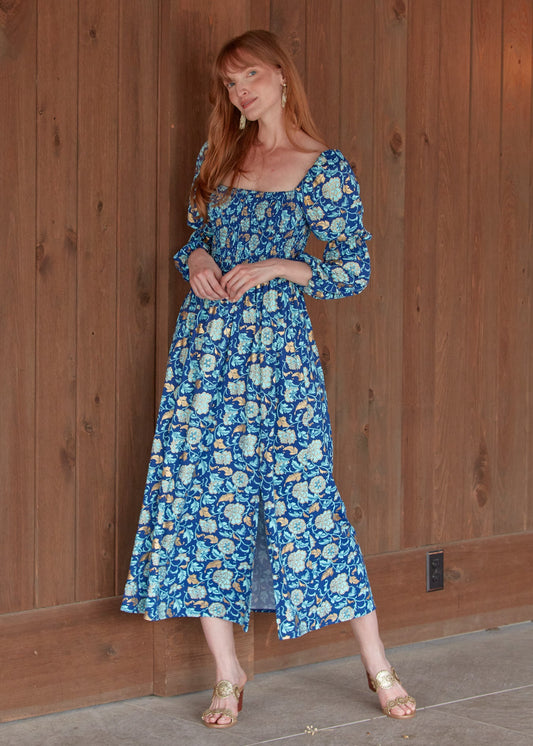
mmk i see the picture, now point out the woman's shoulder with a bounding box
[298,146,368,235]
[290,131,324,168]
[300,146,356,191]
[292,130,324,152]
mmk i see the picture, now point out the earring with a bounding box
[281,82,287,109]
[239,112,246,130]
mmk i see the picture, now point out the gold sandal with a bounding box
[367,668,416,720]
[201,679,244,729]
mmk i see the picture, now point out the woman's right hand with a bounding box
[188,248,229,300]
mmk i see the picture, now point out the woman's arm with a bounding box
[220,258,312,301]
[298,150,372,300]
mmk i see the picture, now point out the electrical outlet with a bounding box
[426,550,444,591]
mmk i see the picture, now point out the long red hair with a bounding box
[192,30,325,219]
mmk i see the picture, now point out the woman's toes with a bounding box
[389,697,416,718]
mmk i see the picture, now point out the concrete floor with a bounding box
[1,621,532,746]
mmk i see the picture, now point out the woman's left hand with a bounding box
[221,259,280,301]
[221,258,313,301]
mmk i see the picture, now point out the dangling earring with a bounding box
[239,112,246,130]
[281,82,287,109]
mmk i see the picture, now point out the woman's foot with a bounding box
[199,617,248,727]
[202,667,247,728]
[365,664,416,719]
[350,614,415,719]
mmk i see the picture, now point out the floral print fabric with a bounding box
[121,146,376,639]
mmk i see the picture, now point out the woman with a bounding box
[122,29,415,728]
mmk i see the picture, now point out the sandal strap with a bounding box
[383,695,416,717]
[370,668,401,691]
[202,707,236,725]
[212,680,240,700]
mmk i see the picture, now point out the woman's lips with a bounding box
[241,97,257,110]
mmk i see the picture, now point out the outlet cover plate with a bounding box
[426,550,444,592]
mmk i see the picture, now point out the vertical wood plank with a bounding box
[305,0,342,434]
[529,9,533,534]
[155,0,173,398]
[431,0,472,543]
[464,0,502,539]
[402,0,441,548]
[115,0,159,592]
[249,0,270,30]
[76,0,119,601]
[364,0,407,554]
[269,0,307,84]
[336,0,375,542]
[497,0,532,533]
[35,0,78,608]
[0,0,37,613]
[305,0,340,146]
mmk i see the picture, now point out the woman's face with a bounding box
[223,58,284,123]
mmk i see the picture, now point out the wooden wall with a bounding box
[1,0,532,722]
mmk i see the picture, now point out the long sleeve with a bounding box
[298,150,371,300]
[173,142,213,282]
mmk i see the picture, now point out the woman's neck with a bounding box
[255,113,291,153]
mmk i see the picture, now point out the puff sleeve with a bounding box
[173,142,214,281]
[299,151,371,300]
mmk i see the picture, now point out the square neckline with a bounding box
[217,148,337,196]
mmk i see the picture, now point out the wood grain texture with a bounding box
[0,0,37,614]
[304,0,342,434]
[465,0,502,539]
[432,0,472,543]
[35,0,78,608]
[365,0,406,554]
[336,0,375,541]
[402,0,441,549]
[155,0,173,397]
[269,0,307,85]
[115,0,159,592]
[529,6,533,535]
[0,598,153,723]
[249,0,270,30]
[76,0,119,601]
[496,0,532,534]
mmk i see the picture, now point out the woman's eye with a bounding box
[248,70,257,77]
[226,81,235,89]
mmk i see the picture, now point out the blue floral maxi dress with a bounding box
[121,146,376,640]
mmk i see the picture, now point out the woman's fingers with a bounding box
[189,257,284,302]
[188,249,228,300]
[190,270,228,300]
[222,273,251,301]
[222,261,277,300]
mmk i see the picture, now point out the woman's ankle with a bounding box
[214,664,247,687]
[359,646,391,676]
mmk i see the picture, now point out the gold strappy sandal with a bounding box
[201,679,244,729]
[367,667,416,720]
